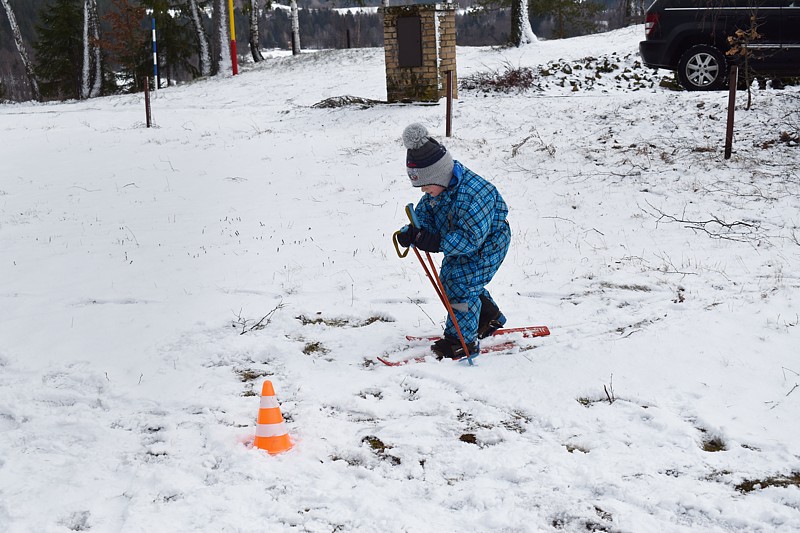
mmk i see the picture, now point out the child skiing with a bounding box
[396,123,511,360]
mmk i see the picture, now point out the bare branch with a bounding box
[235,300,285,335]
[641,199,763,243]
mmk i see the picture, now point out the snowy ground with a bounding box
[1,26,799,532]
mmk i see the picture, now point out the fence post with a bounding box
[144,76,152,128]
[446,70,453,138]
[725,65,738,160]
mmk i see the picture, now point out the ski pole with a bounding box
[401,204,444,304]
[400,204,475,364]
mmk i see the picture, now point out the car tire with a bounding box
[677,45,728,91]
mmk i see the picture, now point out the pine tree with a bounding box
[530,0,604,39]
[476,0,538,47]
[141,0,200,86]
[103,0,150,92]
[34,0,84,100]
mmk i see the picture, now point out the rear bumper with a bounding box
[639,40,672,70]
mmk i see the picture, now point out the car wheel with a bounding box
[677,45,728,91]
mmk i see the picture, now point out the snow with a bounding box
[2,25,800,532]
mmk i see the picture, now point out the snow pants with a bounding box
[440,220,510,344]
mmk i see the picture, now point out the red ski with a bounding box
[405,325,550,342]
[378,326,550,367]
[377,340,517,367]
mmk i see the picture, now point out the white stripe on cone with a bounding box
[259,396,280,409]
[256,422,289,438]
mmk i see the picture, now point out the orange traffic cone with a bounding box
[254,380,293,454]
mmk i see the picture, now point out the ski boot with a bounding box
[477,294,506,339]
[431,336,480,363]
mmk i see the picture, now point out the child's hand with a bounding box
[396,225,418,248]
[415,230,441,253]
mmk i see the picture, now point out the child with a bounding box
[396,123,510,360]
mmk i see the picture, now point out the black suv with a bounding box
[639,0,800,90]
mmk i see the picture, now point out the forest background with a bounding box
[0,0,631,102]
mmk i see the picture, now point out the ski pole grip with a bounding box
[405,203,421,228]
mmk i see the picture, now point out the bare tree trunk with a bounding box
[89,0,101,98]
[82,0,91,98]
[0,0,40,101]
[249,0,264,62]
[189,0,212,76]
[217,0,232,74]
[510,0,536,47]
[290,0,301,55]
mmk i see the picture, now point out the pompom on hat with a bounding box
[403,123,454,188]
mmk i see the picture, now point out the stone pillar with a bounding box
[380,4,458,103]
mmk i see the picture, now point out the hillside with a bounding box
[1,26,799,532]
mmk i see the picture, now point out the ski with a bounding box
[377,340,517,367]
[405,325,550,342]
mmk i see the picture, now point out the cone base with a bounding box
[255,433,292,454]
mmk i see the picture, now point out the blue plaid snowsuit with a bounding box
[413,161,510,344]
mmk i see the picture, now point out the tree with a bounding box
[530,0,604,39]
[511,0,536,46]
[213,0,231,74]
[290,0,300,54]
[476,0,537,47]
[0,0,40,100]
[34,0,84,100]
[142,0,200,85]
[186,0,211,76]
[103,0,150,92]
[246,0,264,62]
[81,0,102,98]
[727,13,762,110]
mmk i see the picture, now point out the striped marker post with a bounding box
[254,381,292,454]
[151,17,158,91]
[228,0,238,75]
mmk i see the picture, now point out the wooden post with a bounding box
[724,65,738,160]
[144,76,152,128]
[446,70,453,138]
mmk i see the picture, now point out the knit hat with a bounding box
[403,123,454,188]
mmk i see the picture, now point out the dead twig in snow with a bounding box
[642,200,762,243]
[234,300,285,335]
[604,374,616,404]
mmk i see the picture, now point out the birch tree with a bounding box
[81,0,102,98]
[89,0,102,97]
[0,0,41,100]
[248,0,264,62]
[290,0,300,55]
[216,0,231,74]
[187,0,211,76]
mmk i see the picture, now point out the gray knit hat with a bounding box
[403,123,454,188]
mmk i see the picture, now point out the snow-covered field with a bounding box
[2,26,799,532]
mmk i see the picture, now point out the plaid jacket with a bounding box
[414,161,510,268]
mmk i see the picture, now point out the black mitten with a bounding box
[397,225,418,248]
[415,230,441,253]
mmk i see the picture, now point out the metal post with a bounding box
[151,17,158,92]
[228,0,238,75]
[144,76,151,128]
[725,65,738,160]
[446,70,453,138]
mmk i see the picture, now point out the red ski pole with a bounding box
[394,204,475,364]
